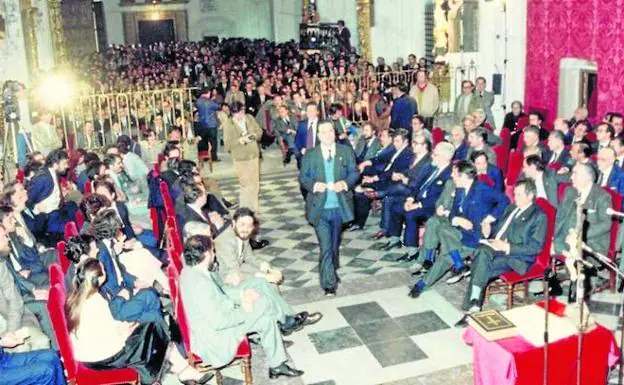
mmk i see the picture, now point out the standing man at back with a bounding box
[196,87,222,162]
[299,122,359,296]
[390,83,417,130]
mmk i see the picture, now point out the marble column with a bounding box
[1,0,31,85]
[32,0,55,71]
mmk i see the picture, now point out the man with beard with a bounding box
[215,208,322,334]
[26,149,78,245]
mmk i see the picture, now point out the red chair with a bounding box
[485,198,556,308]
[75,210,85,230]
[167,268,253,384]
[499,128,511,149]
[515,132,525,152]
[47,284,140,385]
[57,241,71,274]
[64,221,79,241]
[150,208,160,241]
[15,169,25,184]
[493,142,510,174]
[517,116,530,130]
[166,229,184,272]
[49,263,65,291]
[432,127,445,146]
[505,151,524,186]
[159,181,175,219]
[601,187,621,292]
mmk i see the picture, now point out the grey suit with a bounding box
[477,90,496,129]
[272,115,297,150]
[554,184,612,256]
[215,227,269,279]
[354,137,382,163]
[179,266,287,368]
[454,93,483,124]
[0,259,49,352]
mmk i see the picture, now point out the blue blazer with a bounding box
[413,164,453,214]
[486,164,505,192]
[605,166,624,195]
[115,202,137,240]
[97,240,136,296]
[453,142,469,162]
[390,94,417,129]
[26,169,56,211]
[449,181,510,248]
[295,120,320,154]
[378,147,414,186]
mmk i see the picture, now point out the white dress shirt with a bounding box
[35,169,61,214]
[535,172,547,199]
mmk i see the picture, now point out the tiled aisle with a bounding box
[160,147,623,385]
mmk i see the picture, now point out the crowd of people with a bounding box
[3,35,624,383]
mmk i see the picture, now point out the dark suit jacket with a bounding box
[489,203,547,274]
[354,137,382,164]
[272,115,297,139]
[486,164,504,192]
[538,169,560,208]
[453,142,469,162]
[449,181,510,248]
[386,153,432,198]
[412,164,453,215]
[8,234,47,281]
[116,202,137,240]
[97,240,136,297]
[377,147,414,186]
[295,119,320,154]
[244,91,261,115]
[299,144,359,226]
[26,168,57,211]
[601,166,624,195]
[554,185,612,255]
[390,94,417,129]
[544,148,570,167]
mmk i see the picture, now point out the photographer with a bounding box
[223,101,262,212]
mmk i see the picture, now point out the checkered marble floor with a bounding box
[218,169,422,292]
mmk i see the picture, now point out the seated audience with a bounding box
[522,155,560,207]
[471,150,503,191]
[466,128,497,165]
[449,125,469,162]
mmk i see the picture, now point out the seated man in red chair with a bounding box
[181,235,304,379]
[455,179,547,326]
[543,130,570,170]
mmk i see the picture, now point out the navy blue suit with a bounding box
[26,169,78,244]
[601,166,624,195]
[361,145,395,176]
[0,348,65,385]
[115,202,160,257]
[295,120,320,155]
[450,181,509,248]
[389,165,452,247]
[452,142,469,162]
[486,164,504,192]
[97,241,161,323]
[390,94,417,129]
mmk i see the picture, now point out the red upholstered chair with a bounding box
[166,228,184,272]
[75,210,85,230]
[47,284,140,385]
[585,132,597,142]
[432,127,445,146]
[601,187,621,291]
[505,151,524,186]
[517,116,530,130]
[57,241,71,274]
[159,181,175,219]
[485,198,556,308]
[15,169,25,184]
[49,263,65,291]
[150,208,160,241]
[167,268,253,385]
[499,128,511,149]
[64,221,79,241]
[515,132,525,152]
[493,142,510,174]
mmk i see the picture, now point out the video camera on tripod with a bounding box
[3,80,23,123]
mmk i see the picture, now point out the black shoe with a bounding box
[268,363,304,379]
[408,284,425,298]
[347,223,363,232]
[396,253,416,262]
[446,265,470,285]
[283,340,294,348]
[548,276,564,296]
[180,371,215,385]
[250,239,269,250]
[324,288,336,297]
[300,311,323,327]
[222,198,234,209]
[280,319,304,336]
[380,241,402,251]
[454,314,470,328]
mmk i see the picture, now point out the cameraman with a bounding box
[223,101,262,213]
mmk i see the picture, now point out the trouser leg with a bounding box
[0,349,64,385]
[353,192,371,228]
[239,278,293,323]
[315,209,341,290]
[243,296,288,368]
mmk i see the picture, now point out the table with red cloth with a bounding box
[462,301,620,385]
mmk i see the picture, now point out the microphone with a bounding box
[606,207,624,218]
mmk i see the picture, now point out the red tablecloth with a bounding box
[463,303,620,385]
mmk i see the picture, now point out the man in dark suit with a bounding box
[592,122,615,154]
[611,136,624,168]
[409,161,509,298]
[471,151,504,192]
[544,130,570,169]
[26,149,78,245]
[456,179,547,319]
[299,122,359,296]
[390,83,417,130]
[243,82,261,116]
[596,147,624,195]
[91,209,162,323]
[553,164,612,302]
[450,125,469,162]
[358,127,394,177]
[336,20,351,52]
[353,123,382,165]
[522,155,559,207]
[272,104,297,164]
[353,129,413,231]
[466,129,497,165]
[295,103,321,170]
[177,185,224,240]
[387,142,454,261]
[93,109,111,148]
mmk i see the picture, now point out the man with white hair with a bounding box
[387,142,455,262]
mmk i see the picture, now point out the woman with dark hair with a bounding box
[66,259,212,385]
[503,100,525,132]
[64,233,98,289]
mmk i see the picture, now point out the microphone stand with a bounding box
[582,243,624,384]
[543,265,551,385]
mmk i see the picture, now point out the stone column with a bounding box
[32,0,55,71]
[1,0,31,85]
[47,0,67,65]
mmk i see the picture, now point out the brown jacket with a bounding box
[223,115,263,161]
